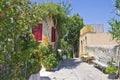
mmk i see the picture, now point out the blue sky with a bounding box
[69,0,116,32]
[31,0,117,32]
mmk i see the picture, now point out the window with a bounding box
[32,23,42,41]
[51,27,56,42]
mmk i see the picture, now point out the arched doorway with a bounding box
[81,40,83,56]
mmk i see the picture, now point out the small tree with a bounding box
[109,0,120,79]
[109,19,120,43]
[109,0,120,43]
[66,14,84,58]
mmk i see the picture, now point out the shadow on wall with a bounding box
[59,58,82,70]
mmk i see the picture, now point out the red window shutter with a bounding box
[54,28,56,41]
[51,27,56,42]
[37,23,42,40]
[35,32,39,40]
[32,23,42,41]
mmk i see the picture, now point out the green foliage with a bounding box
[116,0,120,15]
[109,19,120,44]
[0,0,40,79]
[105,65,117,73]
[60,39,68,54]
[109,0,120,44]
[60,39,73,59]
[18,33,41,78]
[0,0,69,79]
[38,45,58,69]
[105,61,117,73]
[66,14,84,57]
[67,53,73,58]
[108,0,120,75]
[39,45,53,59]
[42,54,58,69]
[0,32,41,80]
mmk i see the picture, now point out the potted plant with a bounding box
[105,61,118,79]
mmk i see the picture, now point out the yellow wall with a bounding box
[79,32,118,57]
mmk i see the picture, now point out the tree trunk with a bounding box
[73,49,75,58]
[73,48,78,58]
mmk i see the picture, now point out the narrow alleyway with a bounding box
[48,58,110,80]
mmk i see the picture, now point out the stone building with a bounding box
[79,24,119,78]
[79,24,118,61]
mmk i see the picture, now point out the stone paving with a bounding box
[29,58,119,80]
[48,58,113,80]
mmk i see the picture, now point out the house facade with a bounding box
[79,24,118,63]
[79,24,120,78]
[80,32,118,55]
[32,16,56,46]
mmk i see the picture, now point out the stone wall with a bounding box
[85,46,118,64]
[86,45,120,78]
[79,32,118,56]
